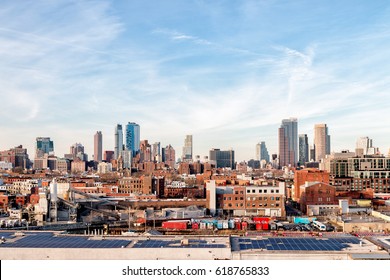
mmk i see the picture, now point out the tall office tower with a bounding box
[298,134,309,165]
[278,118,298,167]
[152,142,161,162]
[94,131,103,162]
[164,144,176,168]
[120,150,132,169]
[209,148,235,169]
[182,135,193,162]
[256,143,261,161]
[314,124,330,162]
[68,143,87,161]
[125,122,140,157]
[256,142,270,162]
[140,140,152,162]
[356,136,378,155]
[309,145,315,161]
[70,143,84,157]
[260,142,270,162]
[114,124,123,159]
[36,137,54,158]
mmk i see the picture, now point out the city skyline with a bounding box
[1,1,390,161]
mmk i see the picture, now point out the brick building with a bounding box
[294,168,329,202]
[299,182,337,214]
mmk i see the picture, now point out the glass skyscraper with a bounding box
[125,122,140,157]
[114,124,123,159]
[278,118,298,167]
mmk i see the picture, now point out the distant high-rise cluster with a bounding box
[356,136,378,156]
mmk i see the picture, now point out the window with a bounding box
[252,190,255,193]
[247,190,250,193]
[318,197,322,202]
[276,190,279,193]
[264,190,267,193]
[271,190,274,193]
[276,197,280,201]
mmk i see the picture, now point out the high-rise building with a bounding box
[356,136,378,156]
[278,118,298,167]
[164,145,175,169]
[298,134,309,165]
[152,142,161,162]
[140,140,152,162]
[114,124,123,159]
[256,142,270,163]
[182,135,193,162]
[104,150,114,162]
[67,143,87,161]
[94,131,103,162]
[314,124,330,162]
[36,137,54,158]
[209,148,235,169]
[125,122,140,157]
[0,145,30,169]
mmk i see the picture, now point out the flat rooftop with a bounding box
[231,236,361,252]
[0,231,388,260]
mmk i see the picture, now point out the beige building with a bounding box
[314,124,330,162]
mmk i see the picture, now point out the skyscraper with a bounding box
[114,124,123,159]
[152,142,161,162]
[256,142,270,162]
[314,124,330,162]
[94,131,103,162]
[36,137,54,158]
[182,135,193,162]
[298,134,309,165]
[125,122,140,157]
[164,144,175,169]
[356,136,378,155]
[278,118,298,167]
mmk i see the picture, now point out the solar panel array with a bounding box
[133,239,226,248]
[232,237,360,251]
[0,232,131,248]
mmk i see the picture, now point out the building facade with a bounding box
[114,124,123,159]
[278,118,298,167]
[314,124,330,162]
[298,134,309,166]
[209,148,235,169]
[125,122,140,157]
[182,135,193,162]
[94,131,103,162]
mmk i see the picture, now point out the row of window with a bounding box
[246,189,280,194]
[223,203,280,208]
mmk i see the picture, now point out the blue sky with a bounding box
[1,0,390,161]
